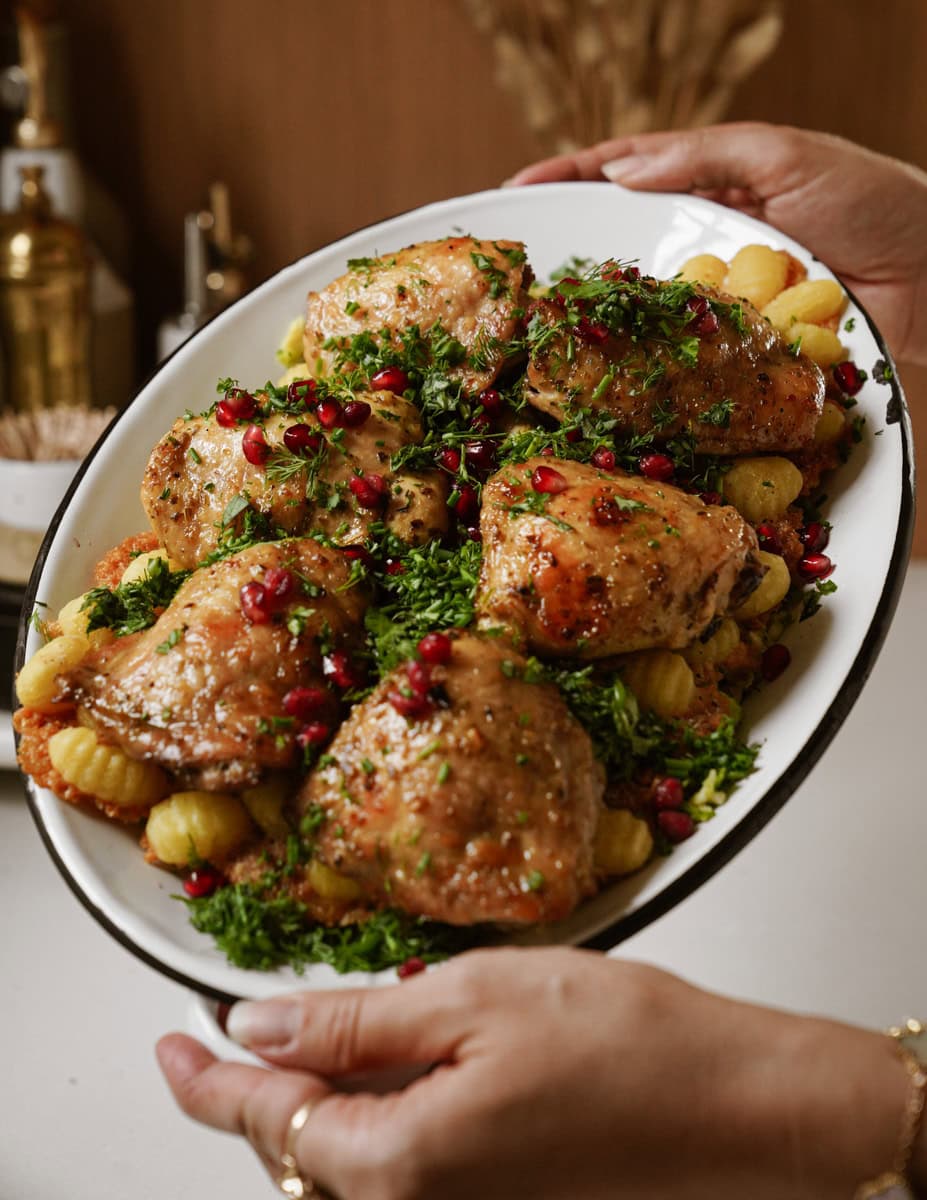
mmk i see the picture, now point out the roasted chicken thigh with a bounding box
[299,633,604,926]
[526,275,825,454]
[477,457,762,658]
[142,390,447,569]
[62,539,367,790]
[303,236,531,393]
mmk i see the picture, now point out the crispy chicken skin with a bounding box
[526,286,825,454]
[476,458,762,658]
[299,634,604,926]
[61,540,367,791]
[303,237,531,393]
[141,391,447,569]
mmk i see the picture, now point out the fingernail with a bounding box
[226,1000,300,1049]
[501,175,518,187]
[601,155,650,182]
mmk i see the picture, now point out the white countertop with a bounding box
[2,564,926,1200]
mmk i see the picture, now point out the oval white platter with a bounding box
[16,182,914,1001]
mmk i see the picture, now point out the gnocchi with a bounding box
[683,618,741,667]
[735,551,791,620]
[722,456,804,523]
[57,594,115,647]
[48,725,169,809]
[677,253,727,288]
[594,808,654,876]
[307,860,364,901]
[722,244,788,310]
[762,278,846,332]
[621,650,695,718]
[16,635,88,712]
[146,791,254,865]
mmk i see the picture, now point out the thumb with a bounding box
[600,121,813,200]
[225,957,483,1076]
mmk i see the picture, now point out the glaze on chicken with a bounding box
[477,457,762,658]
[526,278,825,454]
[62,539,367,790]
[298,633,604,925]
[142,390,447,569]
[304,236,530,393]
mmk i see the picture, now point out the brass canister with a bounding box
[0,164,92,413]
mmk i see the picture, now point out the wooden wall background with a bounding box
[56,0,927,549]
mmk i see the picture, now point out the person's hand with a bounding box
[156,946,912,1200]
[507,122,927,366]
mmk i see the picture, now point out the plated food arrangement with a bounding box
[14,185,911,996]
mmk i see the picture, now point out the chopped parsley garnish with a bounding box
[698,398,734,428]
[181,885,470,973]
[81,556,190,637]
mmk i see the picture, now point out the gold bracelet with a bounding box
[855,1019,927,1200]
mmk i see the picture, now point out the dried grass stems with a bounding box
[462,0,784,153]
[0,405,115,461]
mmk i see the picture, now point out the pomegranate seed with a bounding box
[450,482,479,524]
[264,567,296,609]
[240,581,272,623]
[761,643,791,682]
[436,446,462,473]
[283,686,329,721]
[565,428,582,444]
[464,440,497,474]
[323,650,362,691]
[397,956,426,979]
[689,309,720,337]
[224,388,257,419]
[417,632,452,665]
[183,866,225,898]
[638,453,674,481]
[833,361,864,396]
[286,378,317,408]
[601,264,624,282]
[478,388,504,415]
[802,522,829,553]
[657,810,696,843]
[755,523,782,555]
[242,424,270,466]
[388,688,432,718]
[653,777,685,810]
[341,544,374,568]
[470,410,492,433]
[283,423,323,455]
[406,660,432,696]
[385,559,406,576]
[699,491,722,506]
[531,465,568,494]
[349,473,387,509]
[798,553,834,581]
[685,294,709,316]
[540,446,555,457]
[575,318,609,344]
[623,266,640,282]
[297,721,331,748]
[215,399,237,427]
[465,525,482,542]
[316,398,343,429]
[341,399,372,428]
[370,366,409,393]
[591,447,616,471]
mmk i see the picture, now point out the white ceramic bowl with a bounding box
[17,183,914,1000]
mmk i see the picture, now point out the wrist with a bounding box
[720,1006,914,1198]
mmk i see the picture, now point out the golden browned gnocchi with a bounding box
[621,651,696,718]
[723,244,788,310]
[722,456,804,523]
[735,552,791,620]
[594,808,654,876]
[677,253,727,288]
[762,278,846,333]
[16,635,89,713]
[683,618,741,667]
[146,791,255,866]
[48,725,169,809]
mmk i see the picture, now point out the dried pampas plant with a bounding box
[461,0,784,153]
[0,406,115,462]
